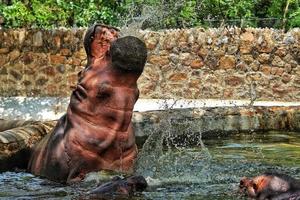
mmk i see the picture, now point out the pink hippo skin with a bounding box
[28,24,147,183]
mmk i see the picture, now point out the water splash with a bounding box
[134,104,213,185]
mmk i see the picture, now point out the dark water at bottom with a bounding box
[0,131,299,200]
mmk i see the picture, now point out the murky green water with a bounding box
[0,131,299,200]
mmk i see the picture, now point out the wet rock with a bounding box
[0,121,56,171]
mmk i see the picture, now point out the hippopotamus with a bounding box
[89,175,147,196]
[239,172,300,200]
[28,24,147,183]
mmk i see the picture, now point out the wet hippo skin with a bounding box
[239,172,300,200]
[28,24,147,183]
[90,175,148,196]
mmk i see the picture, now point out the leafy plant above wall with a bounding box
[0,0,299,29]
[0,0,121,28]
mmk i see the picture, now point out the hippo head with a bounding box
[69,35,147,125]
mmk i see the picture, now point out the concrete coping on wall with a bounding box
[1,97,300,121]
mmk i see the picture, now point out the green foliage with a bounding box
[0,0,121,28]
[289,7,300,27]
[0,0,299,29]
[1,1,34,27]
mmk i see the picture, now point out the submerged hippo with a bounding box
[239,172,300,200]
[90,175,148,196]
[28,24,147,183]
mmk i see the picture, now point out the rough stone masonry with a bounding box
[0,27,299,101]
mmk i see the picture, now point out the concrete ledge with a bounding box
[1,105,300,170]
[133,106,300,138]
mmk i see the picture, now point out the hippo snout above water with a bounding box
[239,172,300,200]
[90,175,148,196]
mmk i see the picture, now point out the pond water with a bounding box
[0,131,299,200]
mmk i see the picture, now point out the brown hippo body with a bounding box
[28,24,147,183]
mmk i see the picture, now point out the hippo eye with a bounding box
[96,82,113,99]
[96,90,110,99]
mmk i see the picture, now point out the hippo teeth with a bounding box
[75,85,87,101]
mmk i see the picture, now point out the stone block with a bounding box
[258,53,270,64]
[50,55,65,65]
[272,56,285,67]
[33,31,43,47]
[225,76,244,87]
[9,50,20,61]
[168,73,188,81]
[0,48,9,54]
[149,55,169,66]
[219,55,236,69]
[190,59,204,69]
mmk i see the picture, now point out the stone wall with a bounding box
[0,27,299,101]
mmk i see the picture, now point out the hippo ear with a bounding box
[239,180,245,188]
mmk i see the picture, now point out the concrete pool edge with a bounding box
[1,105,300,166]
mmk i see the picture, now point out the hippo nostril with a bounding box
[74,84,87,101]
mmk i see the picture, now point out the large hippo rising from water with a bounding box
[28,24,147,183]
